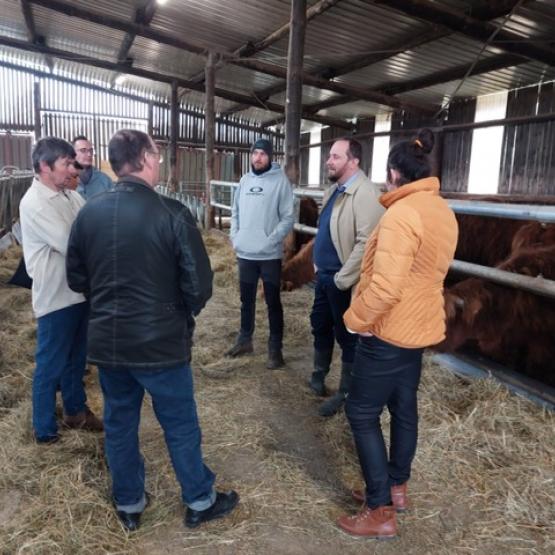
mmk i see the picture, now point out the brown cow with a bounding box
[282,197,319,262]
[282,239,315,291]
[441,239,555,387]
[280,213,535,291]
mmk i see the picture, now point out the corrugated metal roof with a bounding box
[0,0,553,127]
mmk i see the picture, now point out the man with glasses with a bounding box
[67,129,238,531]
[72,135,113,200]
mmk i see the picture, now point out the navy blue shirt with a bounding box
[313,186,345,273]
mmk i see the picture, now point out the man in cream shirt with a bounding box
[19,137,102,443]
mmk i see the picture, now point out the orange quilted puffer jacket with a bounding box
[343,177,458,348]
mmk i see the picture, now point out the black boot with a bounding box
[309,349,333,397]
[267,349,285,369]
[319,361,353,417]
[225,338,253,358]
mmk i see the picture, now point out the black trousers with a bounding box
[237,258,283,351]
[310,271,356,362]
[345,335,423,509]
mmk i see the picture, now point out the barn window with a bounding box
[371,113,392,183]
[467,90,508,194]
[308,127,322,187]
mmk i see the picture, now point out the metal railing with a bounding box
[205,180,555,299]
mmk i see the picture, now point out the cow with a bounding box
[280,206,541,293]
[441,237,555,387]
[282,197,318,262]
[282,239,315,291]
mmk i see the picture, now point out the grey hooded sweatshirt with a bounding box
[230,163,294,260]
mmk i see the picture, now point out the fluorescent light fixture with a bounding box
[157,0,169,5]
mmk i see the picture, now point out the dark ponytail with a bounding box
[386,128,435,185]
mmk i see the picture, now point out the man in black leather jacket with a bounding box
[66,129,238,531]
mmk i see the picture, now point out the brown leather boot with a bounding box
[352,482,409,512]
[337,505,397,539]
[63,408,103,432]
[391,483,409,512]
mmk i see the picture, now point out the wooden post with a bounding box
[204,51,216,230]
[147,100,153,137]
[169,80,179,192]
[33,80,41,140]
[284,0,307,185]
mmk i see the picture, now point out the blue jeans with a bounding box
[33,302,88,439]
[345,336,423,509]
[98,364,216,512]
[310,271,356,362]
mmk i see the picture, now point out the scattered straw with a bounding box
[0,233,553,554]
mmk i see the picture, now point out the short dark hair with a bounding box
[72,135,89,144]
[108,129,153,177]
[387,128,435,185]
[32,137,75,173]
[337,137,362,165]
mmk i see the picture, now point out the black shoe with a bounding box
[266,350,285,369]
[309,371,327,396]
[318,392,346,417]
[225,341,253,358]
[185,490,239,529]
[115,493,149,532]
[34,433,60,444]
[116,509,142,531]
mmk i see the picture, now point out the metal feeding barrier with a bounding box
[204,180,555,300]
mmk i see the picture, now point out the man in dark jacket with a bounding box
[66,129,238,531]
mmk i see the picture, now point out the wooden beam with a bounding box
[204,52,216,229]
[188,0,343,83]
[169,80,178,192]
[284,0,307,184]
[27,0,431,115]
[373,0,555,67]
[33,80,41,139]
[110,0,158,87]
[379,53,526,96]
[304,52,527,114]
[222,0,529,117]
[20,0,54,71]
[0,36,354,130]
[233,57,436,114]
[28,0,221,56]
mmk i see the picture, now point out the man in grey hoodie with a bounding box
[226,138,294,369]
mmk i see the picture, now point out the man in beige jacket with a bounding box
[310,138,384,416]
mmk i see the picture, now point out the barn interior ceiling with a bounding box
[0,0,554,130]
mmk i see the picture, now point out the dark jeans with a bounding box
[345,335,423,509]
[33,302,88,439]
[98,364,215,512]
[310,271,356,362]
[237,257,283,350]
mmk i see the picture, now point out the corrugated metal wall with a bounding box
[0,64,283,181]
[499,82,555,195]
[0,134,33,171]
[441,100,476,193]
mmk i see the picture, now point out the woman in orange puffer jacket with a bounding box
[337,129,458,539]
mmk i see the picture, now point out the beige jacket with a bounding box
[320,170,384,290]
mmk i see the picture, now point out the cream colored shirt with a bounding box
[20,178,86,318]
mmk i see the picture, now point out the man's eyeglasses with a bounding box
[147,150,164,164]
[77,148,94,154]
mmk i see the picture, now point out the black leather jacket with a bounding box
[66,176,213,368]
